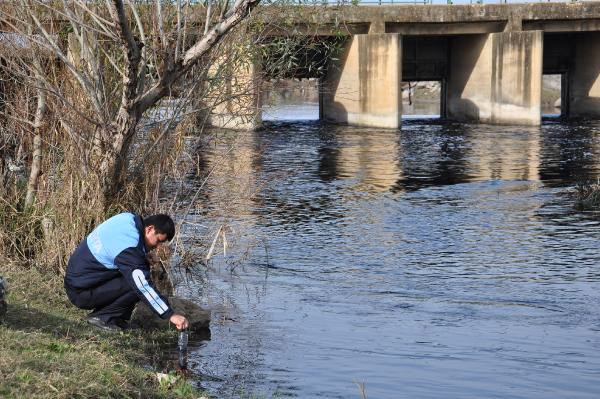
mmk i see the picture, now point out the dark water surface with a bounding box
[176,115,600,398]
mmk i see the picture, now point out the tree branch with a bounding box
[183,0,259,68]
[25,10,105,116]
[134,0,260,116]
[107,0,141,106]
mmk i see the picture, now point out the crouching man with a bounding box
[64,212,188,332]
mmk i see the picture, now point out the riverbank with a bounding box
[0,261,204,398]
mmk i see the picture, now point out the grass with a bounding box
[0,262,206,398]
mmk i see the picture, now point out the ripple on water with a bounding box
[178,118,600,398]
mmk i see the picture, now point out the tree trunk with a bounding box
[24,74,46,209]
[97,108,140,208]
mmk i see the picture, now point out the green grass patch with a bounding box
[0,263,206,398]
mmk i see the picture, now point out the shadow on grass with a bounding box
[3,303,85,335]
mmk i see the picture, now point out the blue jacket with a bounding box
[65,212,174,319]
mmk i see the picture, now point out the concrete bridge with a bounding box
[230,2,600,129]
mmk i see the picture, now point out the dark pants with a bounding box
[65,275,139,323]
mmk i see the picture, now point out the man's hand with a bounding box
[169,314,189,330]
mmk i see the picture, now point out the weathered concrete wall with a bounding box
[569,32,600,118]
[490,31,543,125]
[447,34,493,122]
[387,21,506,36]
[447,31,542,126]
[264,3,600,36]
[323,33,402,129]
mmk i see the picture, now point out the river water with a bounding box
[173,104,600,398]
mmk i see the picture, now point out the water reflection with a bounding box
[538,121,600,186]
[329,128,402,192]
[179,115,600,399]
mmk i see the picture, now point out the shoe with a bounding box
[112,318,130,330]
[86,316,123,332]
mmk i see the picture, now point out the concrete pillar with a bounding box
[569,32,600,118]
[322,33,402,129]
[209,60,262,130]
[369,19,386,34]
[447,34,493,122]
[490,31,543,125]
[447,31,543,126]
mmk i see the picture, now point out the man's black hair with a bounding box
[143,214,175,241]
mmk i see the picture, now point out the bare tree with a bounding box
[1,0,261,209]
[0,0,345,268]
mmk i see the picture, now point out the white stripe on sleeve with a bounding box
[132,269,169,315]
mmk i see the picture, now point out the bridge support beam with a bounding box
[322,33,402,129]
[569,32,600,118]
[447,31,543,126]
